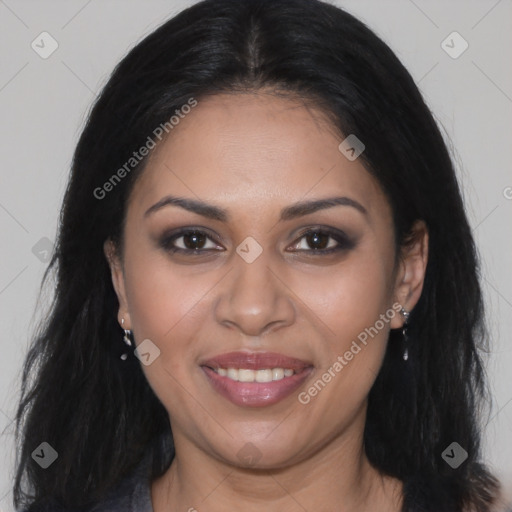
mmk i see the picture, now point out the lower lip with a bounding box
[202,366,313,407]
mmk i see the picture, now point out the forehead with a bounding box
[128,92,389,221]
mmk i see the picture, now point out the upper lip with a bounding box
[200,351,312,371]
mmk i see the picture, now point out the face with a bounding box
[105,92,427,468]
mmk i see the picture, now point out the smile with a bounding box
[200,351,313,407]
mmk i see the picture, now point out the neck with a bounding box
[151,416,403,512]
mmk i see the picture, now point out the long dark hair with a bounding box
[13,1,500,510]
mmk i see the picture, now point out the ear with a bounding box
[103,239,132,329]
[390,220,429,329]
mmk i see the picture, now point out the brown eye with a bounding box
[181,231,208,250]
[159,229,222,254]
[291,228,355,254]
[304,231,332,250]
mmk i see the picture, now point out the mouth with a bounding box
[200,351,313,407]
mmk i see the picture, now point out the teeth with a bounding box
[227,368,238,380]
[213,367,297,382]
[255,369,273,383]
[239,369,255,382]
[272,368,284,380]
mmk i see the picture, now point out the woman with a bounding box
[13,0,507,510]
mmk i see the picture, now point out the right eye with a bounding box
[159,229,224,255]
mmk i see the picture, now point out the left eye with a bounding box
[290,229,351,253]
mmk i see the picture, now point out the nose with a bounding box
[213,252,296,338]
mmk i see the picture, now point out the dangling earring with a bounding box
[400,307,410,361]
[120,318,132,360]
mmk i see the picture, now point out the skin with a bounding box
[105,91,428,512]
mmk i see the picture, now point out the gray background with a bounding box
[0,0,511,509]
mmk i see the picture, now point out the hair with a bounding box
[13,0,501,511]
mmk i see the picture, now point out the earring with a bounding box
[400,307,410,361]
[120,318,132,360]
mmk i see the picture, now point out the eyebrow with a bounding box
[144,194,367,222]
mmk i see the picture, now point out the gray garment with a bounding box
[89,455,154,512]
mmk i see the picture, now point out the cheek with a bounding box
[123,255,214,412]
[121,244,233,407]
[295,247,395,409]
[122,236,209,338]
[301,250,394,345]
[125,264,180,340]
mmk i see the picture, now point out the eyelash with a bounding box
[159,227,355,256]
